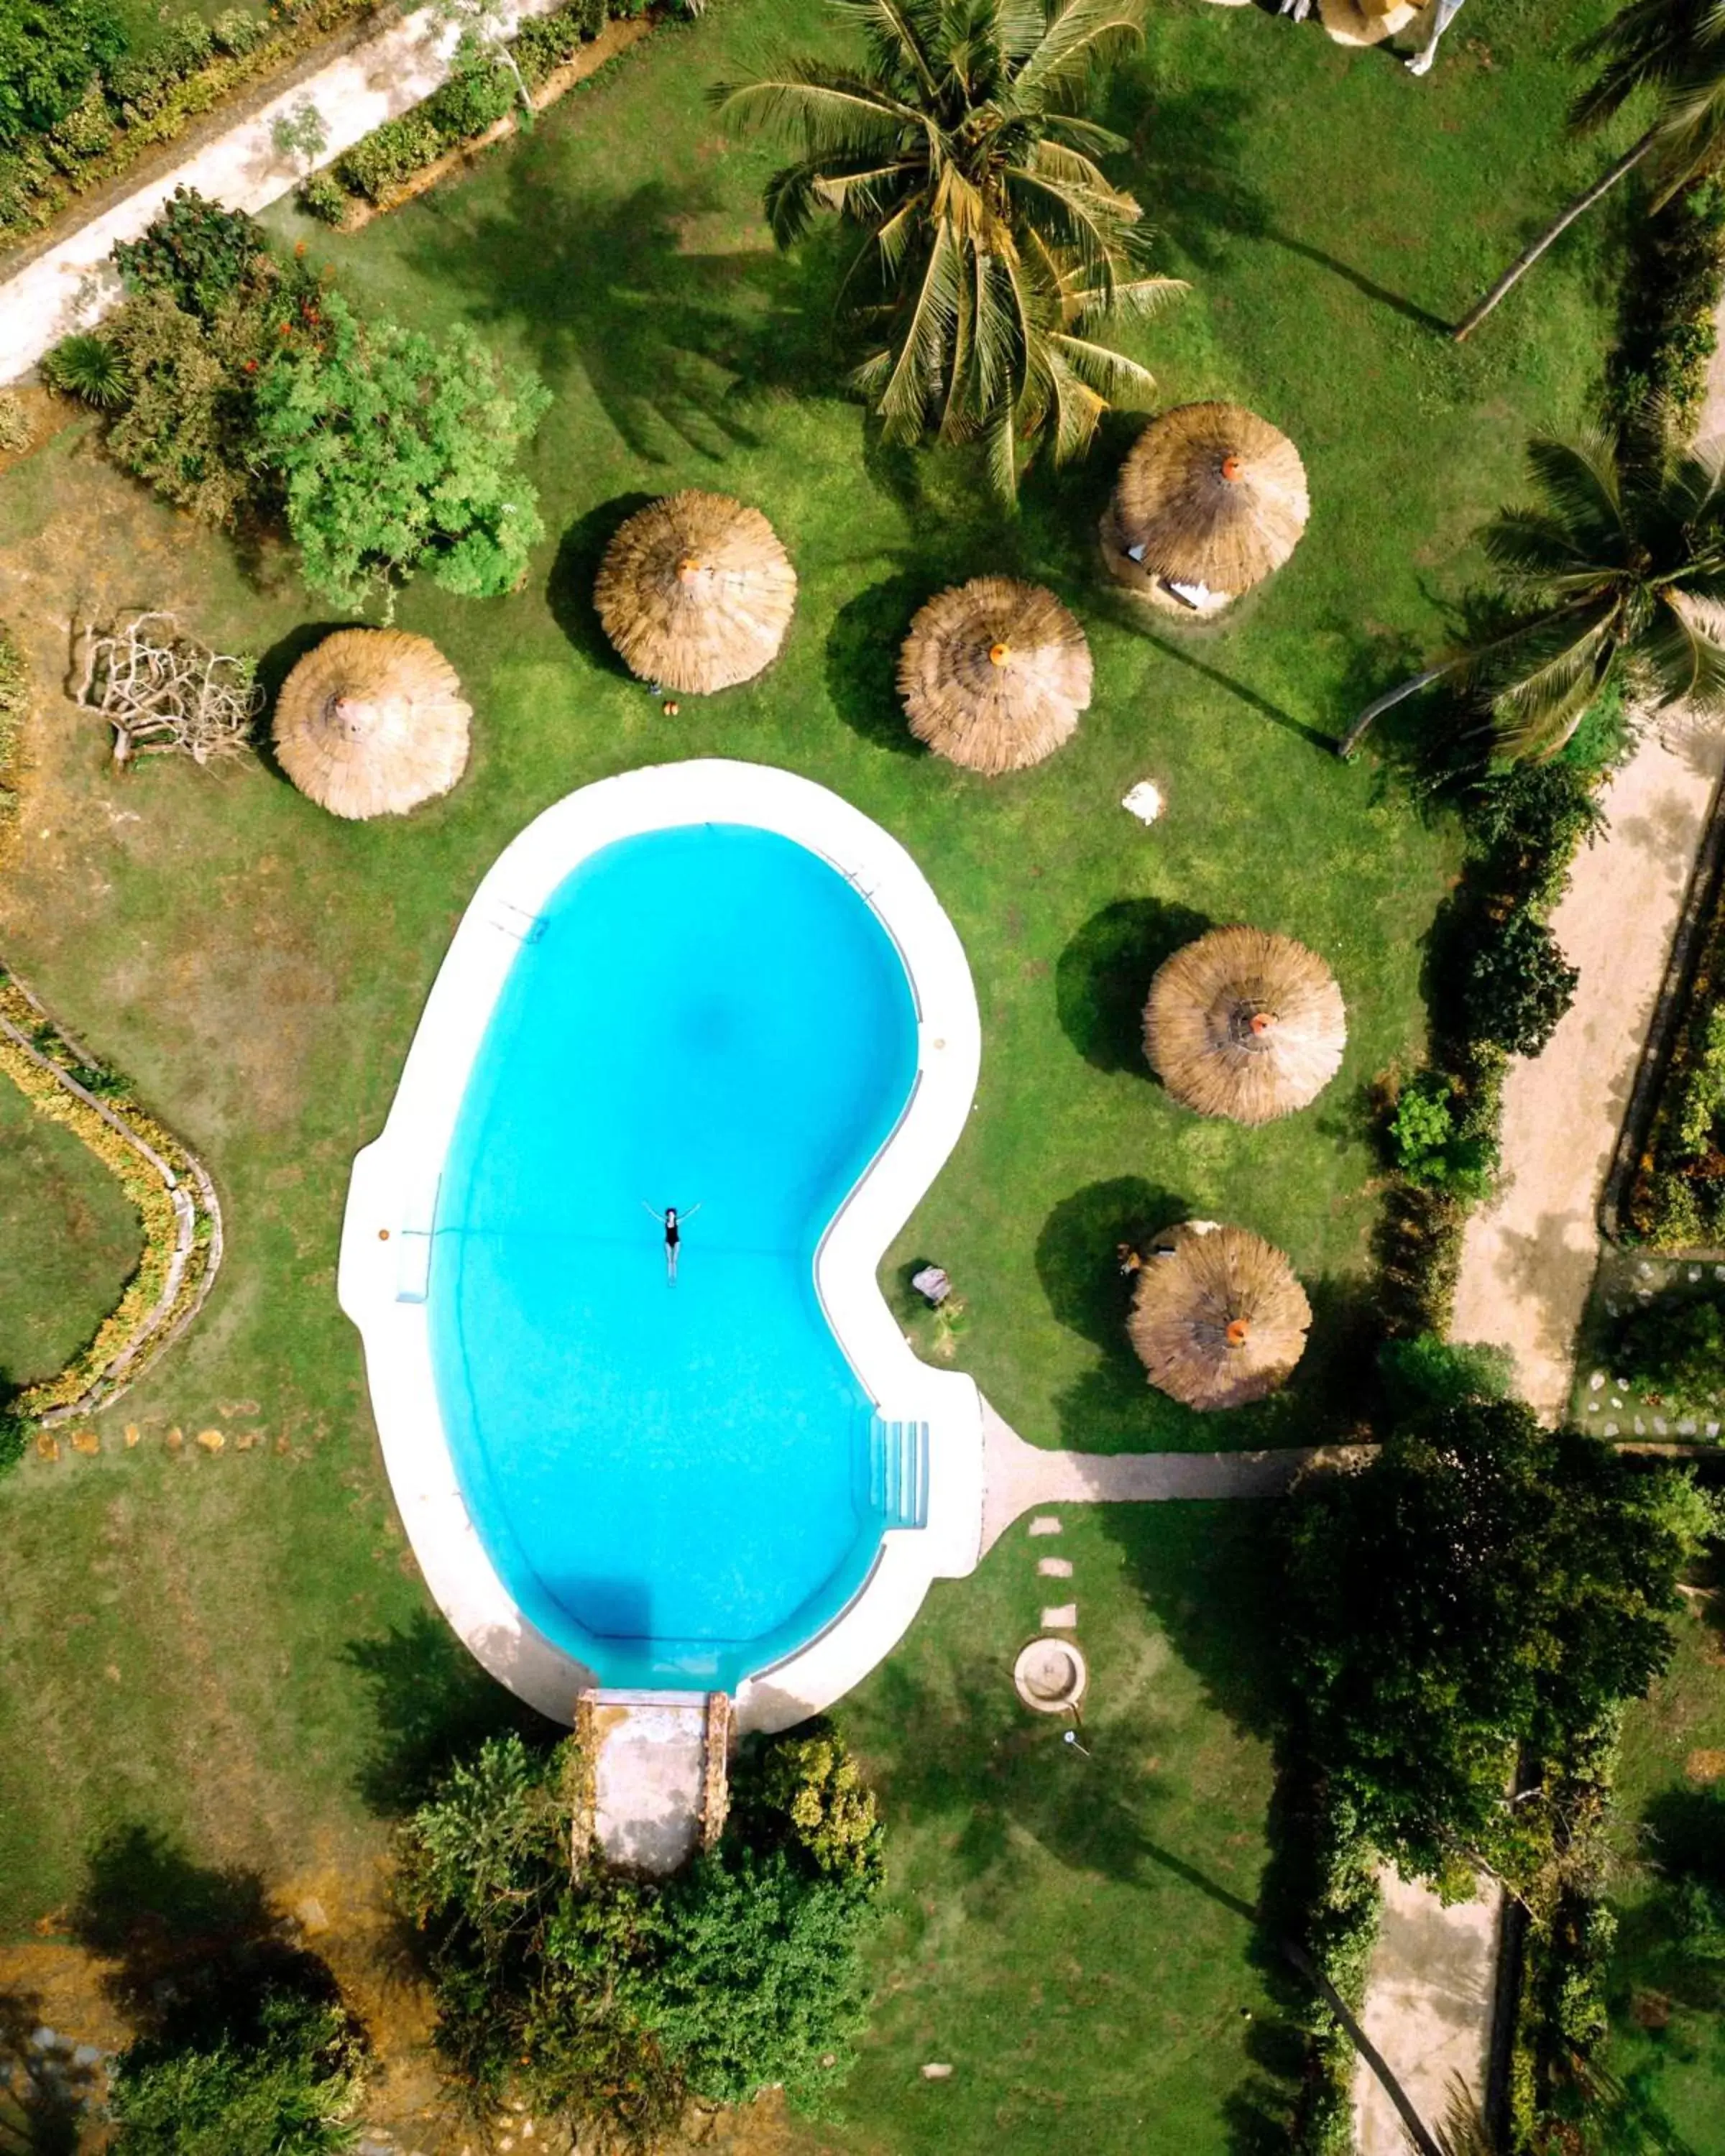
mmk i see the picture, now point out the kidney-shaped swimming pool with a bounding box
[433,824,920,1690]
[339,762,985,1722]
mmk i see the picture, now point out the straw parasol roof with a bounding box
[898,576,1092,774]
[594,490,797,695]
[1128,1220,1312,1410]
[1319,0,1420,45]
[1144,925,1346,1125]
[1103,403,1309,607]
[272,628,471,821]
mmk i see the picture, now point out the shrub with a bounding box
[108,1989,365,2156]
[1467,760,1605,910]
[113,185,269,321]
[44,80,115,169]
[0,0,126,149]
[423,57,515,142]
[1463,911,1578,1058]
[1608,1287,1725,1405]
[107,17,216,116]
[1376,1333,1513,1418]
[0,389,30,453]
[298,171,347,224]
[253,293,548,610]
[41,330,129,408]
[734,1723,883,1879]
[515,9,589,88]
[1389,1069,1499,1199]
[0,1400,27,1475]
[211,9,267,57]
[334,111,443,203]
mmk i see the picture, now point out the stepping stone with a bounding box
[1708,1422,1720,1437]
[921,2062,954,2080]
[1611,1399,1624,1410]
[34,1434,58,1461]
[194,1427,224,1452]
[1027,1516,1062,1537]
[1679,1419,1697,1435]
[70,1431,98,1455]
[1690,1268,1703,1281]
[123,1424,139,1447]
[1638,1261,1655,1279]
[1041,1603,1078,1629]
[70,2044,101,2068]
[1037,1557,1074,1578]
[1654,1418,1668,1435]
[1634,1418,1646,1434]
[1587,1401,1598,1412]
[1715,1267,1725,1281]
[165,1427,183,1450]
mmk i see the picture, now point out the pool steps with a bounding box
[866,1416,930,1531]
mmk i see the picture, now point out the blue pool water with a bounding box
[427,824,921,1690]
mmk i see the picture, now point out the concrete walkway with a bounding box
[1449,719,1725,1419]
[978,1397,1369,1554]
[0,0,571,386]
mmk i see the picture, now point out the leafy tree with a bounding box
[271,97,330,178]
[1340,424,1725,762]
[1284,1400,1717,1889]
[109,1991,365,2156]
[252,292,549,614]
[1376,1334,1513,1421]
[397,1724,885,2146]
[1463,911,1578,1059]
[714,0,1182,495]
[0,0,126,150]
[1456,0,1725,341]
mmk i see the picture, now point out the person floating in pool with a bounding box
[643,1200,700,1284]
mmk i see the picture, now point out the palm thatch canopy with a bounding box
[1128,1221,1312,1410]
[1145,926,1346,1125]
[594,490,797,695]
[1103,403,1310,609]
[272,628,471,821]
[898,576,1092,773]
[1319,0,1420,46]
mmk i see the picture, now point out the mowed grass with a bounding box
[1598,1568,1725,2147]
[0,0,1629,2145]
[0,1075,142,1389]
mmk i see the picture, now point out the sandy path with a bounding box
[1449,722,1725,1416]
[0,0,572,387]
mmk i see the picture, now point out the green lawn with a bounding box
[1600,1568,1725,2148]
[0,0,1632,2145]
[0,1073,142,1390]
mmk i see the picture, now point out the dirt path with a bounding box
[1449,720,1725,1419]
[0,0,573,387]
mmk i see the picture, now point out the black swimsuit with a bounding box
[666,1220,680,1250]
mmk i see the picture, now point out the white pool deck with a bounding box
[337,760,987,1736]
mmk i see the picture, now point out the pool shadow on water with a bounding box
[1057,897,1213,1074]
[343,1610,558,1818]
[558,1576,651,1643]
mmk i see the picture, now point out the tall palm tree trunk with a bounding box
[1335,664,1454,760]
[1453,125,1660,342]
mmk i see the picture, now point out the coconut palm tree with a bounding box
[712,0,1183,494]
[1338,421,1725,760]
[1455,0,1725,341]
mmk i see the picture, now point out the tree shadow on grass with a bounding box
[546,492,658,675]
[405,164,830,465]
[68,1825,336,2045]
[1056,896,1213,1073]
[0,1986,87,2156]
[342,1608,556,1818]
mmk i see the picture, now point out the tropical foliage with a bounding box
[1285,1399,1717,1892]
[0,0,125,149]
[397,1723,884,2145]
[715,0,1181,494]
[1343,423,1725,762]
[109,1990,366,2156]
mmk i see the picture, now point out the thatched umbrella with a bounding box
[594,490,797,695]
[272,628,471,821]
[898,577,1092,774]
[1102,403,1309,614]
[1128,1221,1311,1410]
[1319,0,1420,45]
[1144,926,1346,1125]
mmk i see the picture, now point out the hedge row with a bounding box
[0,1,387,246]
[310,0,662,218]
[0,622,24,827]
[1609,177,1725,441]
[1627,870,1725,1249]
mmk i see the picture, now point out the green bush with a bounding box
[1467,760,1605,911]
[736,1723,883,1878]
[298,171,347,225]
[211,9,267,57]
[0,0,126,149]
[0,1399,27,1475]
[423,57,515,142]
[1463,910,1578,1059]
[1389,1070,1499,1199]
[334,111,444,203]
[1377,1333,1513,1418]
[41,330,129,407]
[43,80,115,169]
[253,292,548,610]
[515,9,591,88]
[1611,179,1725,436]
[109,1990,365,2156]
[1608,1287,1725,1406]
[113,185,268,321]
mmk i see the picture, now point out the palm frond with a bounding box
[711,70,919,154]
[1522,426,1629,543]
[1009,0,1148,113]
[827,0,942,96]
[875,218,964,440]
[1484,602,1621,760]
[1046,328,1157,402]
[1042,109,1131,155]
[1640,590,1725,711]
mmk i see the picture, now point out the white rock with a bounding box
[1604,1424,1619,1437]
[1121,780,1164,824]
[1589,1373,1605,1391]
